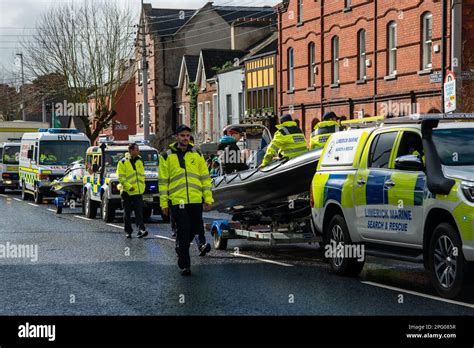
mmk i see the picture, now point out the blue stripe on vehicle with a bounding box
[366,170,389,205]
[414,173,426,206]
[323,174,347,206]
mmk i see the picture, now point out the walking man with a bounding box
[159,125,213,276]
[117,143,148,239]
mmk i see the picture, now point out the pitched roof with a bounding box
[213,5,276,24]
[242,32,278,61]
[184,55,199,82]
[200,49,246,80]
[146,7,196,37]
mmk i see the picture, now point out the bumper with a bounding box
[0,179,19,188]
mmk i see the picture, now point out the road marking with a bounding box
[47,209,56,212]
[154,234,175,242]
[74,215,92,221]
[13,198,22,202]
[28,203,39,207]
[0,194,7,198]
[361,281,474,309]
[107,223,124,230]
[231,252,294,267]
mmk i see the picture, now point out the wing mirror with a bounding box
[395,155,424,171]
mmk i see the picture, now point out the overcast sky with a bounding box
[0,0,278,85]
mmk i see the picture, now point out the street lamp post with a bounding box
[16,53,26,121]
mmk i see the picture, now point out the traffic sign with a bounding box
[444,71,456,113]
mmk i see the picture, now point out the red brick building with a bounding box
[276,0,474,138]
[90,63,137,143]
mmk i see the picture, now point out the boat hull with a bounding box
[212,149,322,212]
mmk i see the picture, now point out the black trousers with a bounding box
[121,192,145,234]
[171,203,206,269]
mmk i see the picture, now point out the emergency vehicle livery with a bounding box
[0,142,21,192]
[82,142,161,222]
[311,114,474,299]
[19,128,90,203]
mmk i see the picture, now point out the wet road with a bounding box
[0,190,473,315]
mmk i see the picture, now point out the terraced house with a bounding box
[276,0,474,139]
[136,2,275,148]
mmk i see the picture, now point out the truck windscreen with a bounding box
[103,150,159,167]
[432,128,474,166]
[39,141,89,165]
[3,145,20,164]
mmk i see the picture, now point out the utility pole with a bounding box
[141,0,150,141]
[42,97,46,123]
[16,53,26,121]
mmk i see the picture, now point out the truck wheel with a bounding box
[84,190,97,219]
[428,223,473,299]
[143,207,152,222]
[33,184,43,204]
[212,227,228,250]
[21,182,29,201]
[101,195,115,222]
[325,214,365,277]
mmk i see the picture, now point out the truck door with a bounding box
[355,130,398,240]
[382,130,426,245]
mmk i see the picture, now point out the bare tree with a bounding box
[22,0,137,142]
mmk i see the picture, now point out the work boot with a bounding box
[137,230,148,238]
[199,243,211,256]
[181,268,191,276]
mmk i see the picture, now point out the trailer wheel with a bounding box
[143,207,152,222]
[212,227,228,250]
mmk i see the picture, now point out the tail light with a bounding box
[38,174,49,180]
[309,183,314,208]
[2,173,10,179]
[111,181,120,194]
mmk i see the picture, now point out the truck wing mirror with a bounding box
[395,155,424,171]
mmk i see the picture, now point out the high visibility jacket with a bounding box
[158,143,214,209]
[310,120,341,150]
[261,121,307,167]
[116,153,145,196]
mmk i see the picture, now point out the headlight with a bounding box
[461,182,474,203]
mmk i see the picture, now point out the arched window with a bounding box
[358,29,366,80]
[332,36,339,84]
[288,48,294,91]
[422,12,433,70]
[308,42,316,87]
[387,21,397,76]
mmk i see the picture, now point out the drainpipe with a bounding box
[441,0,448,112]
[373,0,378,115]
[320,0,325,118]
[451,0,462,111]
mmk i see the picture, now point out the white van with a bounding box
[0,142,21,193]
[19,128,90,203]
